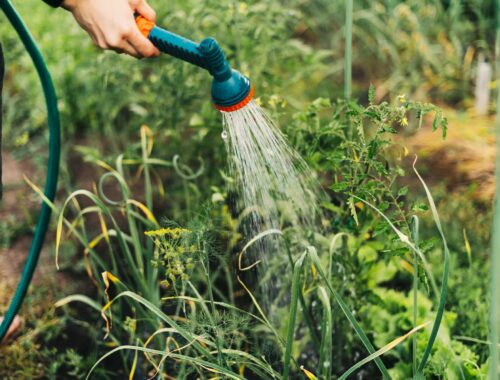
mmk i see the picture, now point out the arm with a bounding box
[43,0,159,58]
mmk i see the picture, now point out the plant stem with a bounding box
[411,216,419,377]
[344,0,353,101]
[201,239,226,368]
[489,1,500,377]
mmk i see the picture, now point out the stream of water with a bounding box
[221,100,321,290]
[222,100,319,229]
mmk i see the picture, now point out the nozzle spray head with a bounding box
[135,16,253,112]
[199,38,253,112]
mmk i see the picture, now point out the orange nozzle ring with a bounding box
[136,15,155,38]
[214,85,254,113]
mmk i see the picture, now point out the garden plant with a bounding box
[0,0,497,379]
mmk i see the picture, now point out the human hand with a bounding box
[62,0,160,58]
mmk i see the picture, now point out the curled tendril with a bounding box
[98,172,130,206]
[172,155,204,180]
[238,229,282,271]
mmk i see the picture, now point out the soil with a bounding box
[0,153,54,288]
[402,110,496,203]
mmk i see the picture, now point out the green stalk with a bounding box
[200,239,227,368]
[284,245,321,350]
[282,252,307,379]
[411,216,419,377]
[306,247,391,379]
[141,129,157,298]
[318,286,333,380]
[344,0,353,101]
[489,1,500,377]
[414,165,450,374]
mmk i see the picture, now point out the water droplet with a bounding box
[323,361,331,368]
[221,130,228,140]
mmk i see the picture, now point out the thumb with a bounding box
[136,0,157,22]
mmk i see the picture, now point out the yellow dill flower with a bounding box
[400,116,409,127]
[397,94,406,104]
[145,227,190,238]
[268,95,279,108]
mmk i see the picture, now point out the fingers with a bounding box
[70,0,160,59]
[92,15,159,58]
[126,24,160,58]
[135,0,156,22]
[111,41,141,58]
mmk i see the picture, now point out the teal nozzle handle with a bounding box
[147,25,208,70]
[136,15,252,110]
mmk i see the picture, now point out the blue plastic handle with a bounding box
[140,19,252,109]
[148,26,208,70]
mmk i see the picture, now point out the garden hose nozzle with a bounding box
[136,15,253,112]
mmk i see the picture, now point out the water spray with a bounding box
[136,15,254,112]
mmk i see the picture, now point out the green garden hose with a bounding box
[0,0,61,341]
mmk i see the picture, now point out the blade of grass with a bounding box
[108,291,211,357]
[411,216,419,377]
[282,251,307,379]
[165,294,270,329]
[353,195,439,299]
[413,159,450,374]
[284,242,321,352]
[237,276,284,347]
[129,341,139,380]
[338,322,431,380]
[317,286,333,380]
[344,0,353,100]
[55,294,103,312]
[86,345,245,380]
[306,247,391,379]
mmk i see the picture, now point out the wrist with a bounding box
[61,0,78,11]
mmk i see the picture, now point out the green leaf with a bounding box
[331,181,351,192]
[398,186,409,197]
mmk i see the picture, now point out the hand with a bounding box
[62,0,160,58]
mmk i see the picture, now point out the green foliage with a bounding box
[363,289,488,379]
[0,281,108,380]
[295,0,495,104]
[44,92,480,379]
[0,0,493,377]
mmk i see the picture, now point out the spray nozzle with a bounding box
[136,15,253,112]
